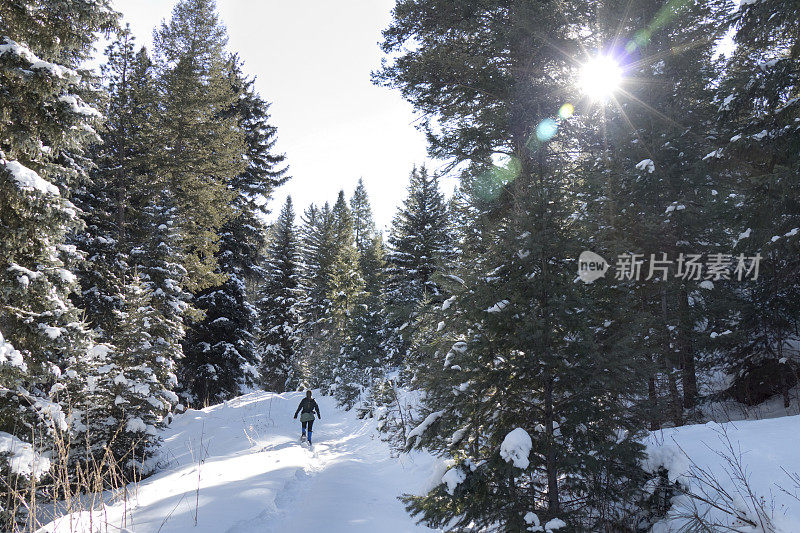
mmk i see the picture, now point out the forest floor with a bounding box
[40,391,439,533]
[38,390,800,532]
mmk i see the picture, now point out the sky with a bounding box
[111,0,452,231]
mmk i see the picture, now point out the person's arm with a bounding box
[314,400,321,418]
[294,400,303,418]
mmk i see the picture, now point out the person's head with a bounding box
[306,390,312,398]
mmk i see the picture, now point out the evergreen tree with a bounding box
[711,0,800,407]
[0,0,115,526]
[151,0,245,293]
[73,29,157,338]
[376,1,648,528]
[130,194,189,406]
[350,178,377,258]
[296,203,337,387]
[260,197,302,391]
[335,182,388,407]
[180,59,287,405]
[336,233,387,409]
[580,0,728,424]
[383,166,450,366]
[328,191,364,334]
[92,274,178,474]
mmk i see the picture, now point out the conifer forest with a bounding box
[1,0,799,531]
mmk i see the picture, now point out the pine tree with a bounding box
[1,0,115,526]
[350,178,377,258]
[90,274,177,474]
[334,182,387,407]
[383,166,450,367]
[151,0,245,293]
[260,197,302,391]
[180,59,287,405]
[73,29,157,338]
[376,1,648,528]
[296,203,337,387]
[130,196,188,406]
[336,234,387,409]
[711,0,800,407]
[580,0,729,423]
[328,191,364,334]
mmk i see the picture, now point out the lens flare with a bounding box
[578,55,623,101]
[535,118,558,142]
[558,103,574,120]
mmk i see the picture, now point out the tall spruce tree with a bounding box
[581,0,728,425]
[151,0,245,294]
[334,181,388,408]
[180,58,287,405]
[0,0,116,527]
[350,178,377,258]
[297,203,337,387]
[93,273,178,473]
[711,0,800,407]
[383,166,450,366]
[73,30,158,338]
[260,197,302,391]
[376,1,649,528]
[328,191,364,335]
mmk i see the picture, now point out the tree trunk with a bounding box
[544,375,560,517]
[648,374,659,431]
[662,288,683,426]
[678,287,698,408]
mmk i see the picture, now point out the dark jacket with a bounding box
[295,397,320,418]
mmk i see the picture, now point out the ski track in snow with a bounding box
[40,391,439,533]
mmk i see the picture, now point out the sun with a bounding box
[578,55,623,101]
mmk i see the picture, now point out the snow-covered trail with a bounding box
[41,391,439,533]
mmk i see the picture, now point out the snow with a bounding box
[40,391,438,533]
[41,325,63,339]
[58,95,102,117]
[126,417,147,433]
[441,295,456,310]
[30,389,800,533]
[648,415,800,532]
[0,38,79,81]
[441,466,466,495]
[635,159,655,173]
[0,431,51,479]
[2,159,60,195]
[524,511,540,526]
[407,410,445,446]
[720,93,736,110]
[500,427,532,469]
[543,518,567,531]
[487,299,510,313]
[0,330,26,370]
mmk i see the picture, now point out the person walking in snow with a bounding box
[294,390,321,444]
